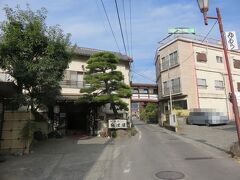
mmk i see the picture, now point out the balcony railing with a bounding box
[60,80,84,89]
[158,34,236,50]
[132,93,158,102]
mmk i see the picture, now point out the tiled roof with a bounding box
[74,47,132,62]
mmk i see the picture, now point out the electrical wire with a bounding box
[129,0,133,57]
[99,0,121,53]
[180,20,218,65]
[131,22,218,84]
[122,0,130,56]
[131,70,156,83]
[156,21,219,83]
[114,0,128,55]
[202,20,218,43]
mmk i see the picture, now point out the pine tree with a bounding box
[80,52,131,118]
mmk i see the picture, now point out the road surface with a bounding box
[85,118,240,180]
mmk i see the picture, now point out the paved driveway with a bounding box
[0,136,110,180]
[177,119,238,152]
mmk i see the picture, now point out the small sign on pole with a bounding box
[225,31,239,50]
[108,119,127,129]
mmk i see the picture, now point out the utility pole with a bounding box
[197,0,240,144]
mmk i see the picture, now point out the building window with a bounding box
[163,81,170,95]
[197,78,207,88]
[171,78,181,94]
[169,51,178,66]
[215,80,224,90]
[173,100,188,109]
[62,70,83,88]
[216,56,223,63]
[237,82,240,92]
[133,88,139,94]
[161,57,169,71]
[196,52,207,62]
[161,51,178,71]
[163,78,181,95]
[143,89,149,94]
[233,59,240,69]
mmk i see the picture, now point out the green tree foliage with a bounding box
[0,6,73,112]
[140,103,157,122]
[80,52,131,118]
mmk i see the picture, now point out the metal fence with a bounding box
[60,80,84,89]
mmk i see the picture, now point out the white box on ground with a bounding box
[108,119,127,129]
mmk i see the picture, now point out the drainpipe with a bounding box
[193,48,200,108]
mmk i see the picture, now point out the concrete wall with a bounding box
[178,41,199,109]
[193,44,235,118]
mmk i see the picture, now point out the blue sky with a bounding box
[0,0,239,83]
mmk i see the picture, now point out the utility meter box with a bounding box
[169,113,177,127]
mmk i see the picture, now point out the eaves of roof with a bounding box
[74,47,133,62]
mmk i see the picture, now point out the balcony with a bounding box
[60,80,84,89]
[131,93,158,102]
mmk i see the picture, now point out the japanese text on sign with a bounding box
[108,119,127,129]
[225,31,239,50]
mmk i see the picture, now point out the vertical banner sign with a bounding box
[225,31,239,50]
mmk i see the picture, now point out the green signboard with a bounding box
[168,28,195,34]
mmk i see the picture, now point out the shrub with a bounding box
[111,130,117,138]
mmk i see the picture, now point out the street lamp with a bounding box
[197,0,240,144]
[197,0,209,25]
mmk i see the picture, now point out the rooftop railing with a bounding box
[158,34,240,51]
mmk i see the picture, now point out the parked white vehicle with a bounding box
[187,109,228,126]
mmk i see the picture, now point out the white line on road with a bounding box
[123,168,130,173]
[123,161,131,173]
[135,126,142,141]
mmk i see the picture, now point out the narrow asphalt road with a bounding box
[86,118,240,180]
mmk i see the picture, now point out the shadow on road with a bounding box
[0,136,112,180]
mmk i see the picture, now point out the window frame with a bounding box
[216,56,223,63]
[197,78,207,88]
[196,52,207,63]
[233,59,240,69]
[215,80,224,90]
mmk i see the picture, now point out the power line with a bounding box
[128,0,134,81]
[129,0,133,57]
[114,0,128,55]
[156,22,218,83]
[180,21,218,65]
[132,70,156,83]
[132,22,217,84]
[202,20,218,43]
[122,0,130,56]
[99,0,121,52]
